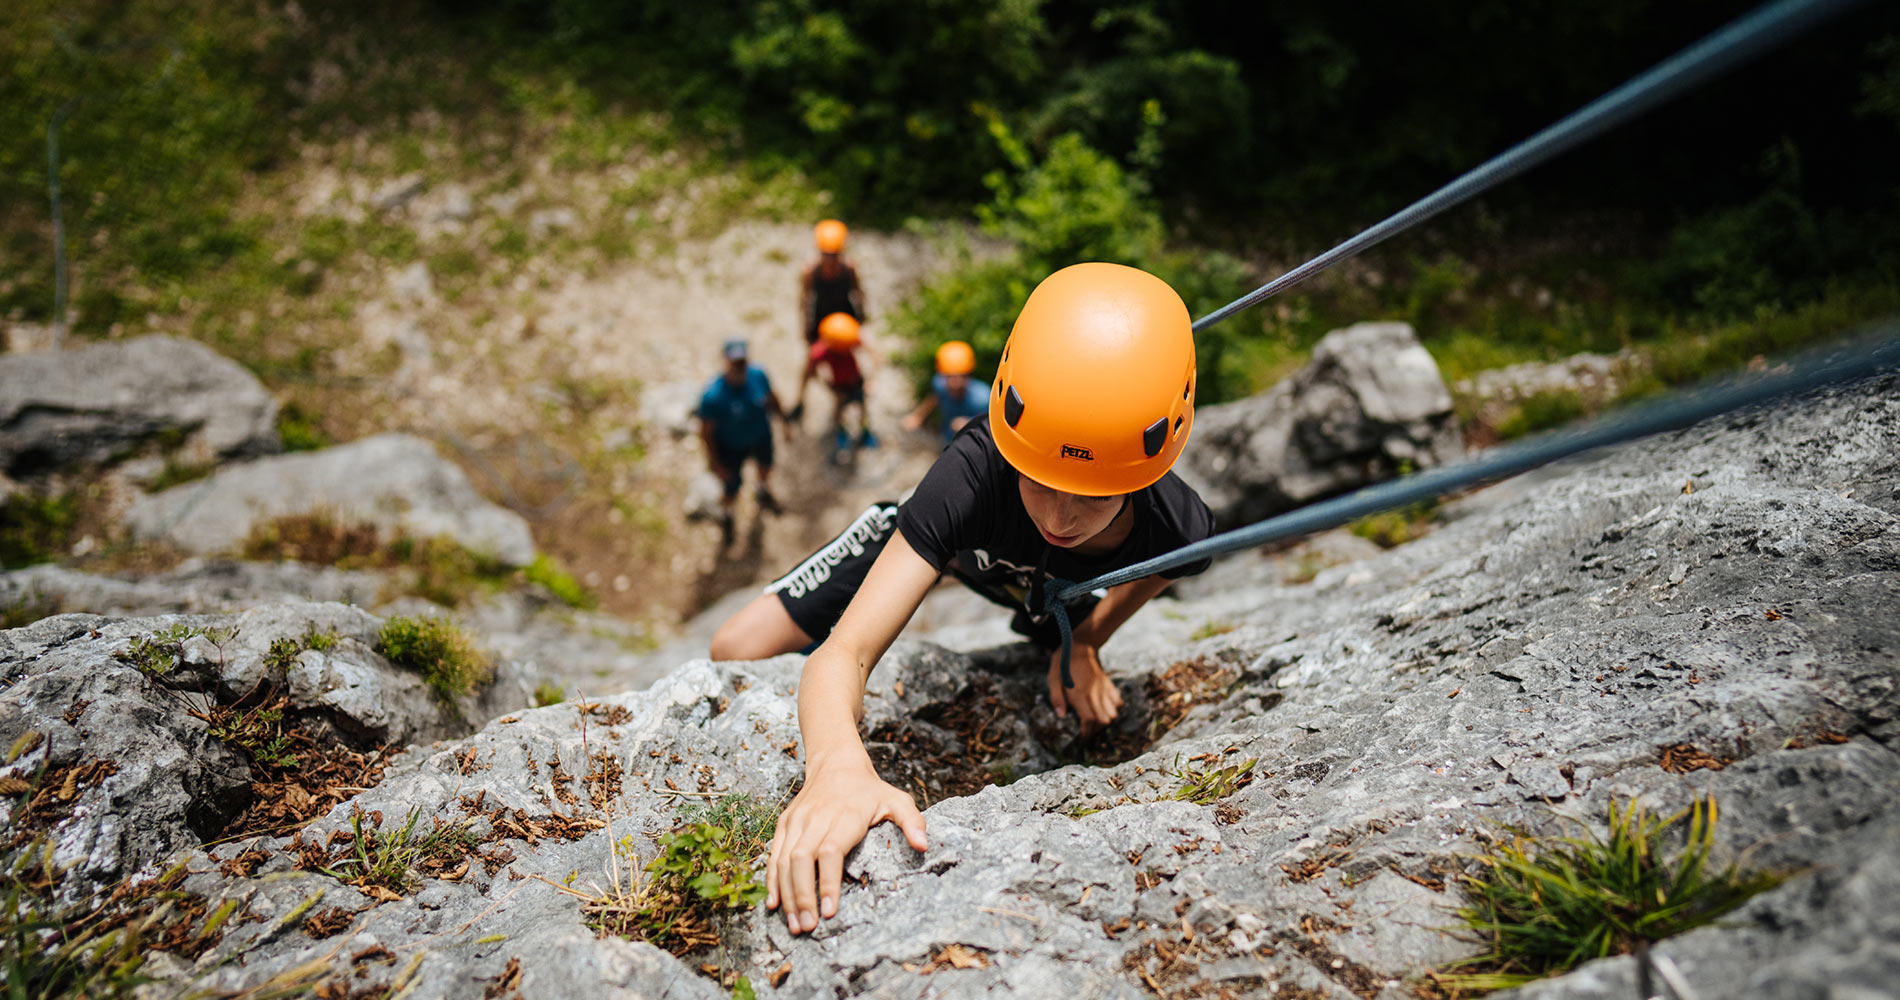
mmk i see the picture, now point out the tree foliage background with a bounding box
[2,0,1896,391]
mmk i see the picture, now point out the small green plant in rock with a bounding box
[264,636,305,673]
[1348,499,1440,549]
[199,699,300,770]
[375,615,492,698]
[1169,756,1257,805]
[1433,796,1789,995]
[119,623,205,676]
[319,807,477,895]
[533,681,566,707]
[1190,620,1236,641]
[302,626,340,651]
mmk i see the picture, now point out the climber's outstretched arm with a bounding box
[766,530,937,935]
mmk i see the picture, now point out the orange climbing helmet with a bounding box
[935,340,976,376]
[989,263,1195,496]
[814,219,848,254]
[818,312,861,348]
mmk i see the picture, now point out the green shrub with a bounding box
[374,615,492,698]
[1436,796,1788,994]
[524,554,596,610]
[0,493,79,568]
[275,402,331,453]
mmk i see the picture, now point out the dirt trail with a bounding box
[332,217,965,634]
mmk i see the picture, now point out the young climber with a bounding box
[901,339,991,448]
[800,219,865,345]
[794,312,878,452]
[709,263,1215,935]
[696,338,794,544]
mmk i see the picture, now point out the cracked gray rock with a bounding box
[3,369,1896,999]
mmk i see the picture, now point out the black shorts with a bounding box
[831,381,865,406]
[715,437,774,499]
[767,502,1100,649]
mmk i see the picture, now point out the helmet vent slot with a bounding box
[1004,385,1026,427]
[1143,417,1168,458]
[1173,415,1184,437]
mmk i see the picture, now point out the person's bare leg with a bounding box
[710,591,815,661]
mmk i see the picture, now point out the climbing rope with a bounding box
[1043,0,1882,689]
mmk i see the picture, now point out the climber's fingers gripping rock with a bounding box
[766,762,926,934]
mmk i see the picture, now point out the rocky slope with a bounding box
[1,368,1895,999]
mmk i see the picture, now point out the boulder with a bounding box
[123,433,538,566]
[0,604,529,894]
[0,334,279,478]
[1,559,385,618]
[1179,321,1464,527]
[7,369,1898,999]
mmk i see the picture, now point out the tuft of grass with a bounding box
[533,681,566,707]
[241,514,511,607]
[1189,620,1236,641]
[1169,757,1257,805]
[374,615,492,698]
[1348,499,1440,549]
[524,554,596,610]
[0,493,80,568]
[1434,796,1790,995]
[1494,388,1591,441]
[563,794,777,957]
[318,807,478,896]
[275,402,331,453]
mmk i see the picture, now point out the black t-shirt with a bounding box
[896,416,1216,619]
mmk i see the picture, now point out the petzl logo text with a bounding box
[1060,444,1094,461]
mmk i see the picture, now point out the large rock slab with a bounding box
[0,604,529,894]
[123,432,538,565]
[0,334,279,478]
[1179,321,1464,527]
[7,369,1897,999]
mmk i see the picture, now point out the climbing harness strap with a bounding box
[1043,0,1882,691]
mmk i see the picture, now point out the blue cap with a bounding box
[723,338,748,361]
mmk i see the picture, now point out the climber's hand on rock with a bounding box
[766,756,926,934]
[1048,644,1122,736]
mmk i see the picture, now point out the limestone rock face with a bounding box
[123,432,538,566]
[0,604,527,893]
[4,371,1896,1000]
[0,334,279,478]
[1180,321,1464,527]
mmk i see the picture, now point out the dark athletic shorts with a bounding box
[766,502,1100,649]
[831,381,865,407]
[715,437,774,499]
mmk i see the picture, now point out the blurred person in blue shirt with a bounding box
[698,338,794,543]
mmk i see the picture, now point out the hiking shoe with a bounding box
[718,510,735,546]
[756,489,783,515]
[833,428,852,452]
[857,428,880,449]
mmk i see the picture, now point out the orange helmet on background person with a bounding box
[935,340,976,376]
[818,312,861,348]
[814,219,848,254]
[989,262,1194,496]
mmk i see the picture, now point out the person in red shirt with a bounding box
[794,312,878,452]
